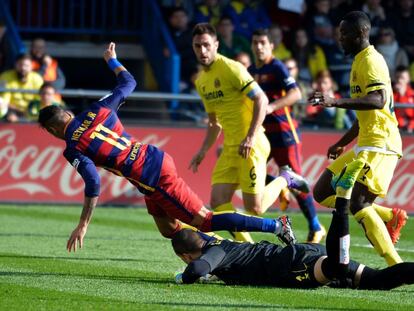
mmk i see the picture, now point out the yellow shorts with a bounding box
[212,132,270,194]
[328,149,398,197]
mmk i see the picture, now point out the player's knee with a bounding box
[312,187,324,203]
[313,171,335,203]
[349,199,365,215]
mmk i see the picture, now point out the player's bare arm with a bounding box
[327,121,359,160]
[189,112,222,172]
[103,42,127,76]
[67,196,99,252]
[239,90,268,158]
[309,89,386,110]
[267,87,302,114]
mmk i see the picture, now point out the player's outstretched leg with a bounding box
[214,202,254,242]
[201,212,296,246]
[293,191,326,243]
[359,263,414,290]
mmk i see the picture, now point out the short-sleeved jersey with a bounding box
[248,58,300,147]
[63,71,164,197]
[195,54,263,146]
[350,45,402,155]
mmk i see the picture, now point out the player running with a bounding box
[190,23,308,242]
[309,11,407,266]
[38,42,303,252]
[248,28,325,243]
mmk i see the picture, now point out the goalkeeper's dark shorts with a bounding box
[266,243,361,289]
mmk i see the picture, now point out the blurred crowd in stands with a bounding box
[161,0,414,132]
[0,0,414,133]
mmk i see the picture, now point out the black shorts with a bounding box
[267,243,361,289]
[265,243,325,288]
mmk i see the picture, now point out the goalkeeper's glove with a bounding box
[174,271,184,284]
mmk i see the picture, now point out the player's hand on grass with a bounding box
[189,150,206,173]
[174,270,184,284]
[239,136,254,158]
[327,143,345,160]
[67,223,88,252]
[103,42,117,62]
[309,91,337,107]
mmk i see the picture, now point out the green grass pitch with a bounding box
[1,204,414,310]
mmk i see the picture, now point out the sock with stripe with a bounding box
[214,202,254,242]
[354,206,402,266]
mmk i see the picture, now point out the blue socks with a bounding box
[211,212,279,234]
[295,192,321,231]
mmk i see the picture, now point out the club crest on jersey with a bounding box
[214,78,221,88]
[352,71,357,82]
[351,85,362,94]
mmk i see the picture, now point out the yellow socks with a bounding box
[372,203,394,222]
[214,202,254,243]
[354,206,402,266]
[320,195,394,223]
[260,176,288,214]
[320,195,336,208]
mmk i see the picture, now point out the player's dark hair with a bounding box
[192,23,217,38]
[171,229,204,255]
[38,105,65,128]
[342,11,371,31]
[252,28,271,41]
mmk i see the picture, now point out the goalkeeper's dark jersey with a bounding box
[182,238,327,287]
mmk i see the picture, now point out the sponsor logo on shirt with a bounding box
[203,90,224,100]
[72,158,80,169]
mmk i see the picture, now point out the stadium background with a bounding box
[0,0,413,212]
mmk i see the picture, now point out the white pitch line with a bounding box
[353,243,414,253]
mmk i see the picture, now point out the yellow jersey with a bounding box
[350,45,402,156]
[195,54,263,146]
[0,70,43,112]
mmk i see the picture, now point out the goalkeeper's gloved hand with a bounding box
[174,271,184,284]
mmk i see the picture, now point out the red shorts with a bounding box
[145,153,212,226]
[269,143,303,174]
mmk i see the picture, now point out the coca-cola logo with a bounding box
[0,128,170,202]
[1,126,414,210]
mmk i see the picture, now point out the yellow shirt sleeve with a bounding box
[364,56,387,94]
[227,61,257,97]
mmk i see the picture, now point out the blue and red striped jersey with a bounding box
[63,71,164,197]
[248,58,301,147]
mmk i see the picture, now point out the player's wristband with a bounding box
[107,58,122,71]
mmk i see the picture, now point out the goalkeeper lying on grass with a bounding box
[172,208,414,289]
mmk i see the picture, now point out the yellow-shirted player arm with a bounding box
[310,89,385,110]
[239,89,268,158]
[189,112,222,172]
[333,89,385,110]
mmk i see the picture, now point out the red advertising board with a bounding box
[1,123,414,212]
